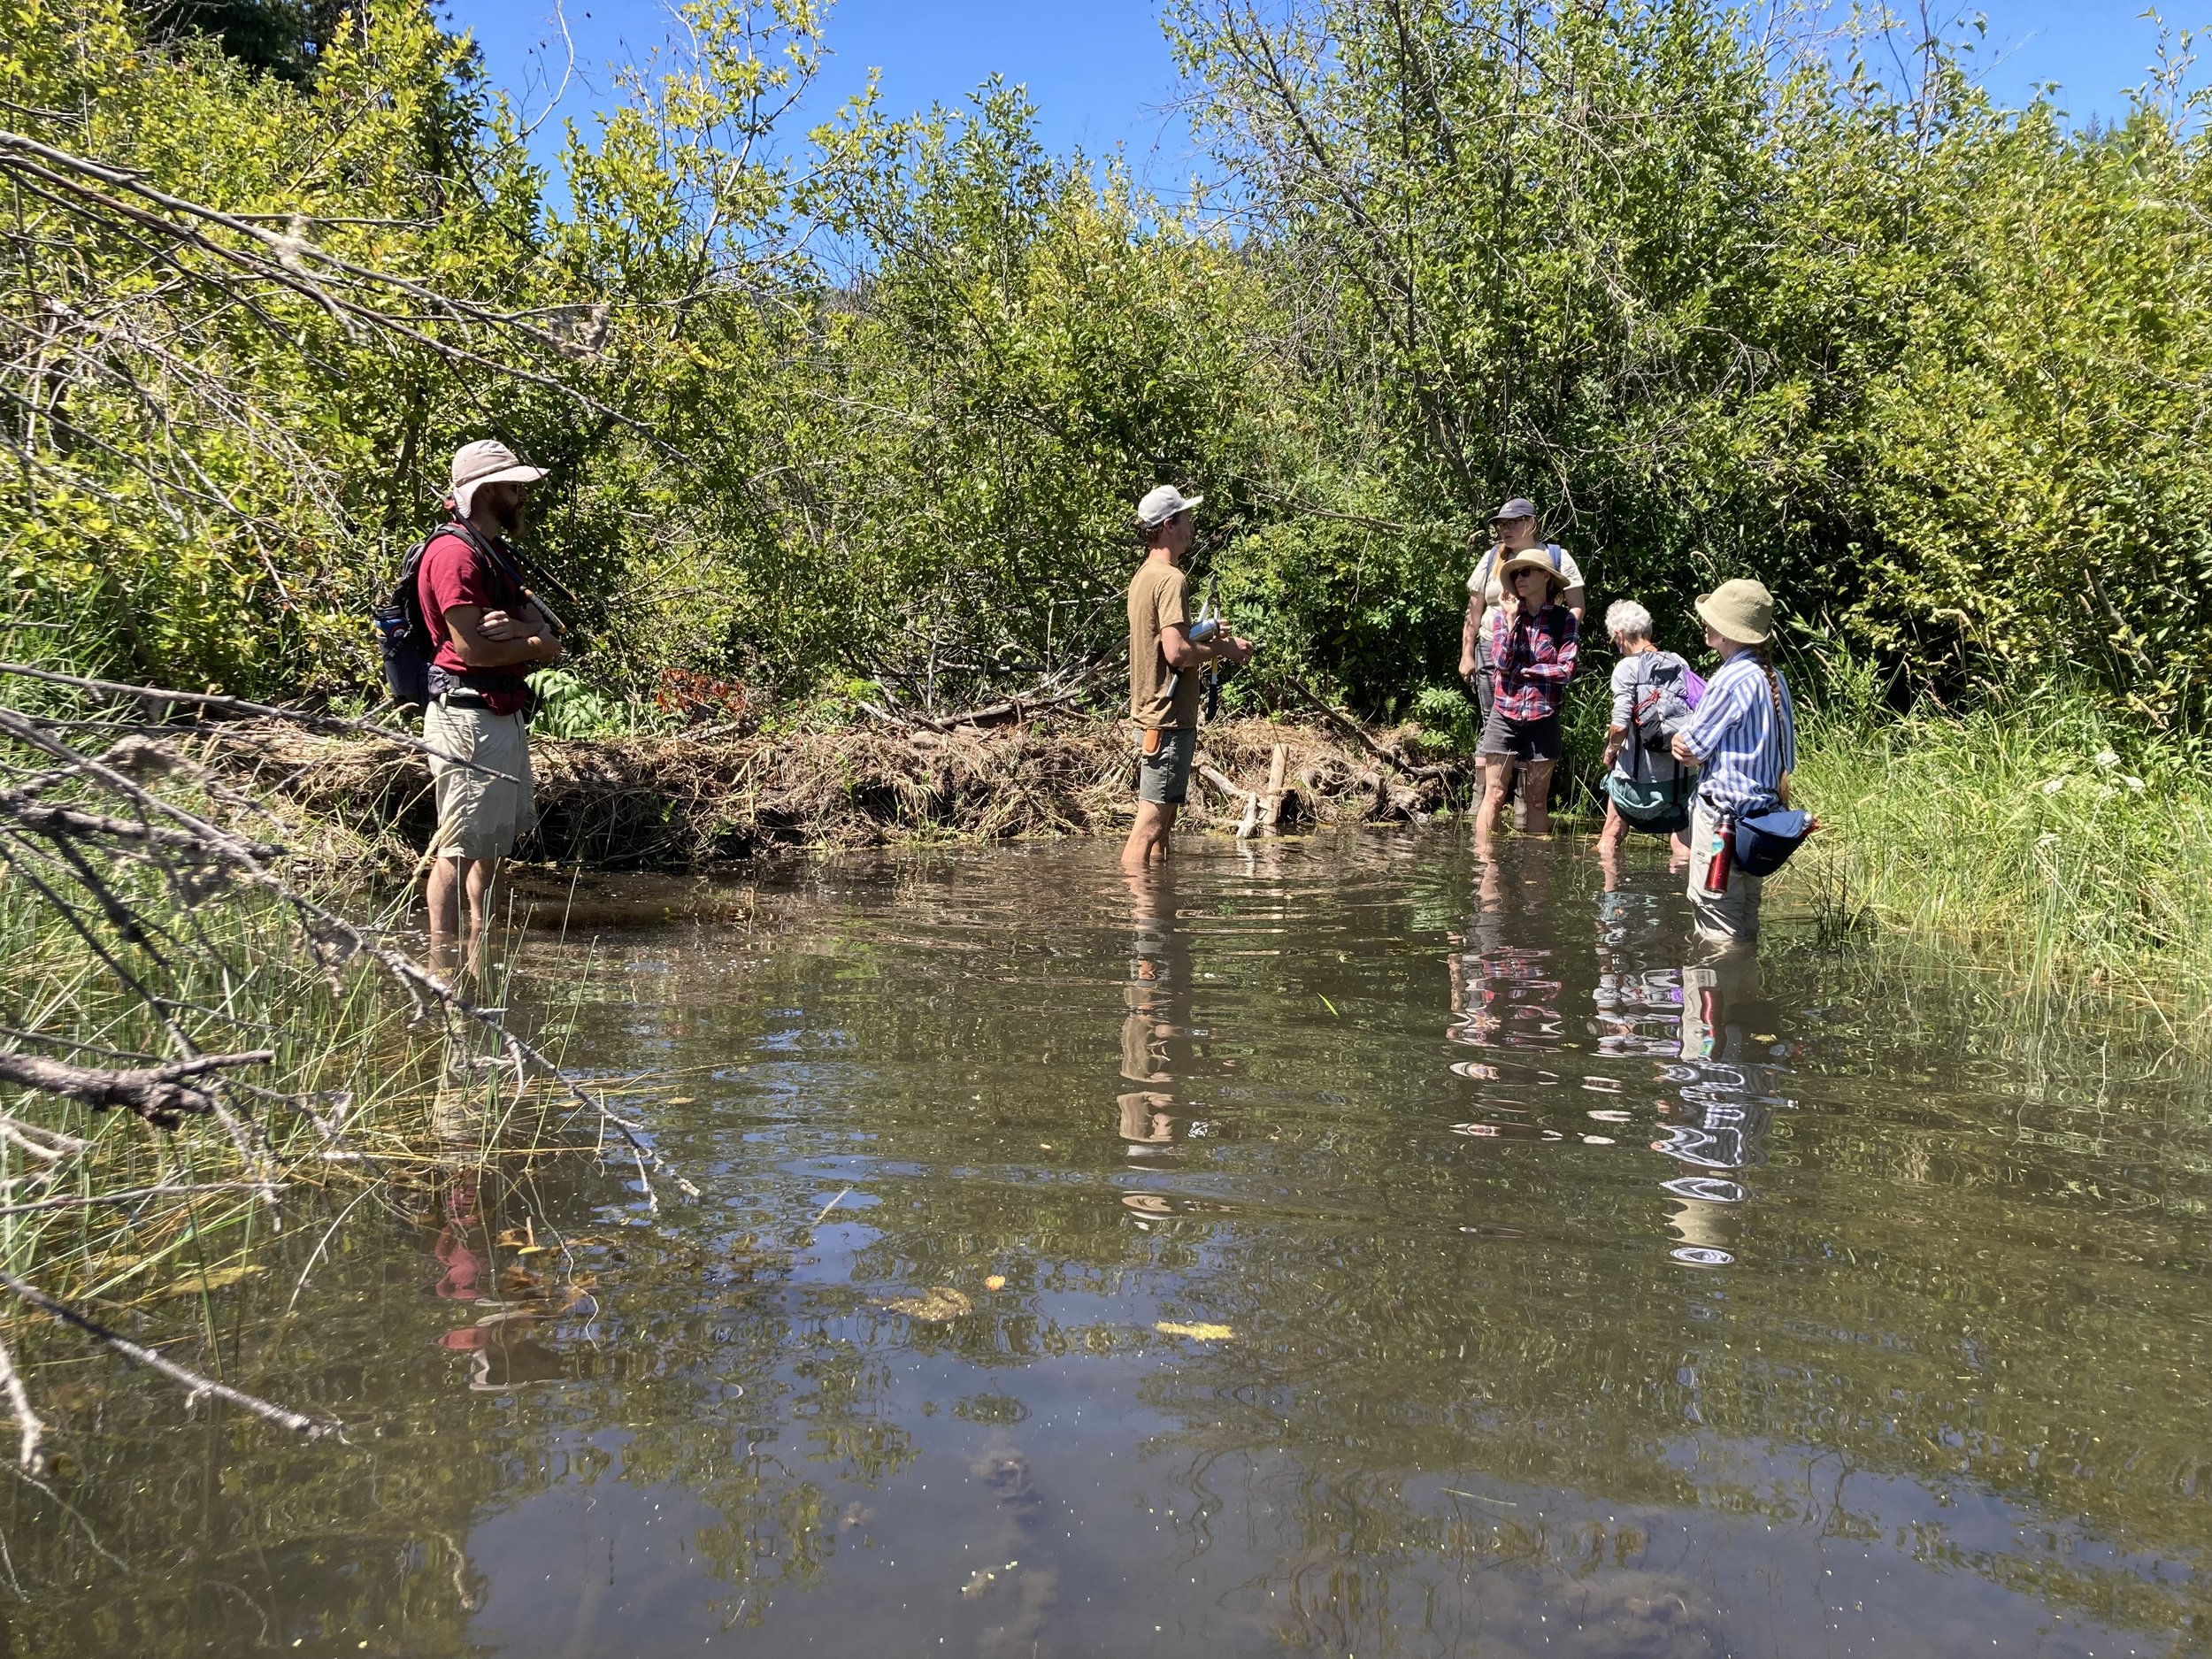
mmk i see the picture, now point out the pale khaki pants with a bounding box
[1686,799,1762,943]
[424,700,535,862]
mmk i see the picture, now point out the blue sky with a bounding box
[451,0,2205,185]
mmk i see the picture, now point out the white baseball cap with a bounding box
[449,439,548,517]
[1136,484,1203,528]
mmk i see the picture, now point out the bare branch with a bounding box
[0,1270,340,1443]
[0,1047,273,1127]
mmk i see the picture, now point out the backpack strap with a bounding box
[413,520,536,699]
[421,519,529,611]
[1625,659,1647,781]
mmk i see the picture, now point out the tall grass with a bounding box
[1791,682,2212,1030]
[0,858,584,1308]
[0,620,617,1322]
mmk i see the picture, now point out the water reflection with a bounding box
[1651,951,1795,1268]
[11,831,2212,1658]
[1449,852,1569,1064]
[1447,849,1802,1273]
[1118,870,1194,1153]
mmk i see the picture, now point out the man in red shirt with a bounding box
[419,440,564,951]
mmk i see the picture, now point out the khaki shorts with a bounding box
[424,699,535,863]
[1686,798,1762,942]
[1136,728,1196,805]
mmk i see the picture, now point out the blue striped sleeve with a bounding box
[1682,666,1753,761]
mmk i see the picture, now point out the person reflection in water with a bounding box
[1650,948,1795,1268]
[1448,853,1566,1057]
[1589,879,1795,1267]
[1118,870,1210,1164]
[423,1083,567,1392]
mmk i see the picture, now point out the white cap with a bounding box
[1136,484,1202,528]
[449,439,547,517]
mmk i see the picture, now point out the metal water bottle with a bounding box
[1702,815,1732,894]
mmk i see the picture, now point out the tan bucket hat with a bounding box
[449,439,547,517]
[1695,578,1776,645]
[1497,549,1561,580]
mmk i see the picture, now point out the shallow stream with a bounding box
[12,829,2212,1656]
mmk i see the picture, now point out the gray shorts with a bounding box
[1686,798,1762,942]
[1478,708,1563,762]
[424,699,536,862]
[1136,728,1196,805]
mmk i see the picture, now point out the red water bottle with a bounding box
[1702,815,1732,894]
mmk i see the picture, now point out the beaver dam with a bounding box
[233,713,1478,869]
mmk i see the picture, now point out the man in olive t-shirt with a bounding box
[1121,485,1254,872]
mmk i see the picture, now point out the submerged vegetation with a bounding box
[0,657,680,1470]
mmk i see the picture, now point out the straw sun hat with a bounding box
[1498,549,1565,597]
[1695,578,1777,645]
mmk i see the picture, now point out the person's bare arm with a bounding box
[443,604,562,669]
[1460,592,1482,678]
[477,596,557,642]
[1564,584,1586,623]
[1160,625,1251,670]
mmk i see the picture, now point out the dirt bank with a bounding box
[229,714,1479,871]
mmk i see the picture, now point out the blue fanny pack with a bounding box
[1733,807,1813,877]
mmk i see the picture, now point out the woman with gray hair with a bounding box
[1598,599,1697,880]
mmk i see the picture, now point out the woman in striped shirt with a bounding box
[1670,579,1796,943]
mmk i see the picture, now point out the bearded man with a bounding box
[417,440,564,948]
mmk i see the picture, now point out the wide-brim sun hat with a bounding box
[1136,483,1202,528]
[1497,549,1560,580]
[1695,578,1776,645]
[450,439,548,517]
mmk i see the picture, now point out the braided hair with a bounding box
[1751,642,1784,718]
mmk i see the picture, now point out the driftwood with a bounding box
[1280,676,1457,785]
[1260,743,1289,833]
[0,661,514,780]
[0,1048,272,1129]
[859,661,1107,733]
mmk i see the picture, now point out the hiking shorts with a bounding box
[1136,727,1196,806]
[424,700,535,862]
[1478,709,1563,764]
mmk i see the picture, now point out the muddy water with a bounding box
[12,830,2212,1658]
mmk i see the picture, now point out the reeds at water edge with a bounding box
[1790,687,2212,1040]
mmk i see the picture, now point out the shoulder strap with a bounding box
[1547,542,1563,572]
[424,518,529,603]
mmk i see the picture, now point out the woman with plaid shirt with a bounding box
[1475,552,1579,853]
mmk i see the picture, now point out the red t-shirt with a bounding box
[418,527,530,714]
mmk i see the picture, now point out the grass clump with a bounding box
[1793,686,2212,1026]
